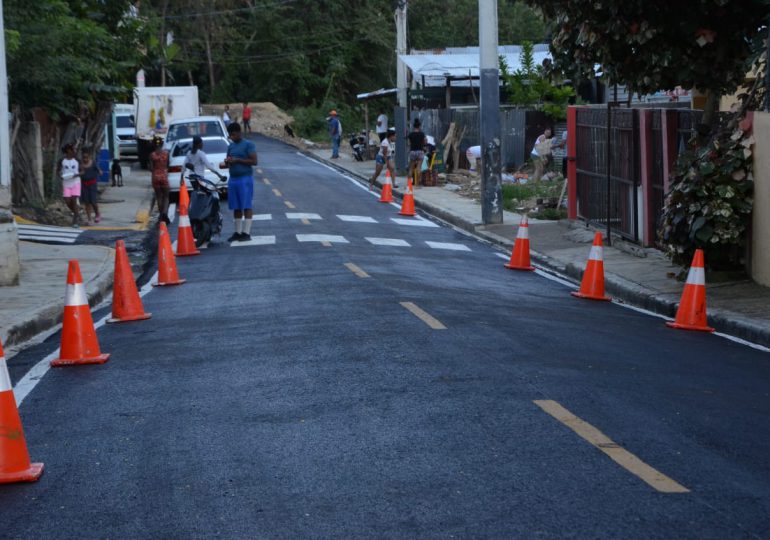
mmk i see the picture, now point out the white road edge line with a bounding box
[299,151,769,354]
[495,252,770,353]
[13,271,159,407]
[297,152,402,208]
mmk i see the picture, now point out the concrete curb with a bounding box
[2,246,115,348]
[304,150,770,349]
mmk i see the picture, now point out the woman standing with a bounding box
[59,144,81,227]
[407,119,427,186]
[150,136,171,225]
[79,151,101,225]
[369,128,397,189]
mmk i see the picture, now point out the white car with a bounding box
[167,136,230,199]
[162,116,228,152]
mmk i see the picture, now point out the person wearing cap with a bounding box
[369,128,397,189]
[328,110,341,159]
[149,136,171,225]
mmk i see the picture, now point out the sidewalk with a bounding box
[310,148,770,348]
[1,165,154,348]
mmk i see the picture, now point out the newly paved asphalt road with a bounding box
[3,135,770,538]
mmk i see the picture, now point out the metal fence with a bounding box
[410,108,550,169]
[575,107,640,241]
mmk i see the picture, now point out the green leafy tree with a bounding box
[524,0,767,270]
[524,0,768,126]
[409,0,546,49]
[501,42,574,120]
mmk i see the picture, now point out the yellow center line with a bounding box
[284,201,296,209]
[533,400,690,494]
[399,302,446,330]
[321,240,332,247]
[301,218,311,225]
[263,178,272,185]
[272,188,282,197]
[344,262,370,278]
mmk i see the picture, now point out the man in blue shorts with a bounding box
[223,122,258,242]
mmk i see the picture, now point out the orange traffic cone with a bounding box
[379,170,393,203]
[51,260,110,367]
[571,232,611,301]
[505,215,535,271]
[154,222,186,286]
[398,177,416,216]
[0,340,44,483]
[175,202,200,257]
[666,249,714,332]
[108,240,151,323]
[179,179,190,217]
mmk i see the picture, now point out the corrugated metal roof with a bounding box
[400,44,552,86]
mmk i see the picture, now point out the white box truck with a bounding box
[134,86,199,168]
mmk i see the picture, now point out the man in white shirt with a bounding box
[376,109,388,142]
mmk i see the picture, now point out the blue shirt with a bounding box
[328,117,340,137]
[227,138,256,178]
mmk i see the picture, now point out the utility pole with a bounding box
[479,0,502,225]
[394,1,409,174]
[0,0,21,285]
[395,1,408,108]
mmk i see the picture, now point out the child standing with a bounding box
[79,152,101,225]
[59,144,81,227]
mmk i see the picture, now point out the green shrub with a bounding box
[288,102,366,143]
[659,118,754,270]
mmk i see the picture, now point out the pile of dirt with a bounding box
[202,102,314,149]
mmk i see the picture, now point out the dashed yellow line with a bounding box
[257,168,263,174]
[320,240,332,247]
[301,218,311,225]
[284,201,296,209]
[534,400,690,493]
[263,178,271,185]
[272,188,282,197]
[399,302,447,330]
[344,262,370,278]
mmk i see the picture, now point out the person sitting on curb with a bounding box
[370,128,397,190]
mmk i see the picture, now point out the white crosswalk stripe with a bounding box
[17,224,83,244]
[366,237,411,247]
[286,213,322,220]
[391,218,439,228]
[230,235,276,247]
[426,241,471,252]
[337,215,378,223]
[251,214,272,220]
[296,234,349,244]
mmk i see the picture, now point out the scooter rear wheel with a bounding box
[193,221,211,247]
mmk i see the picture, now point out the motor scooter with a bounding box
[348,131,366,162]
[185,163,224,247]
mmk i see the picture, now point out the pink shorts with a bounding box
[63,183,81,198]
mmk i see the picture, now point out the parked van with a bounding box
[114,103,136,156]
